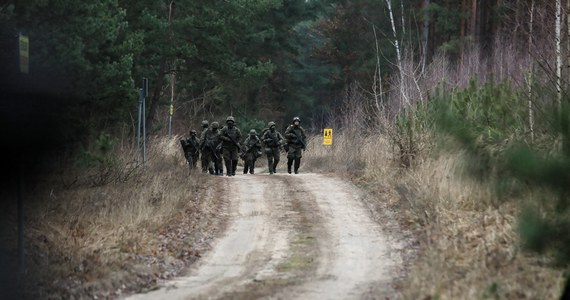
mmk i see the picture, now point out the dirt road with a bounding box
[126,172,403,300]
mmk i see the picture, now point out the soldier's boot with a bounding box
[232,160,238,176]
[294,158,301,174]
[273,160,279,174]
[250,161,255,174]
[243,162,249,174]
[287,159,293,174]
[225,160,232,176]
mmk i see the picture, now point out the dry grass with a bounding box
[19,136,225,299]
[303,132,566,299]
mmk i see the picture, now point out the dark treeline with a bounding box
[1,0,539,145]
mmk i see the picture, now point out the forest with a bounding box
[1,0,569,299]
[2,0,543,138]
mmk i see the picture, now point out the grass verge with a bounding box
[303,132,566,299]
[1,136,226,299]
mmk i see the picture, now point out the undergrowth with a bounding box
[303,81,568,299]
[15,136,223,299]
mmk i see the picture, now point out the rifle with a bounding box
[265,131,281,148]
[291,128,306,149]
[188,138,199,155]
[224,131,243,153]
[205,141,219,160]
[180,138,197,154]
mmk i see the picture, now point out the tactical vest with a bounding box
[221,126,241,149]
[263,130,281,147]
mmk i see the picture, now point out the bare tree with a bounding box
[421,0,430,73]
[556,0,562,110]
[385,0,408,111]
[528,0,535,144]
[372,24,384,117]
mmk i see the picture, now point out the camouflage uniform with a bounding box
[242,129,262,174]
[199,120,214,174]
[262,121,284,174]
[180,130,200,171]
[284,116,306,174]
[219,116,242,176]
[200,122,223,175]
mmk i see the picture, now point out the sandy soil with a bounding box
[125,172,403,300]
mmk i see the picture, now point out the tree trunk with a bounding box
[372,24,384,116]
[146,60,167,131]
[528,0,535,144]
[459,0,467,65]
[470,0,478,44]
[556,0,562,111]
[421,0,430,72]
[567,0,570,89]
[385,0,407,110]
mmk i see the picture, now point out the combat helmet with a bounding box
[211,121,219,129]
[190,129,197,135]
[226,116,235,123]
[292,116,301,124]
[201,120,209,128]
[268,121,276,128]
[249,129,257,135]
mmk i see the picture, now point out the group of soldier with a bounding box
[180,116,307,176]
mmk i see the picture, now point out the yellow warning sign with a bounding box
[19,34,29,74]
[323,128,332,145]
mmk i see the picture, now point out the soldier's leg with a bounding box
[287,147,295,174]
[294,147,302,174]
[232,160,238,176]
[222,148,232,176]
[243,158,249,174]
[201,152,208,173]
[267,154,274,174]
[250,158,256,174]
[216,156,223,175]
[273,149,280,173]
[204,151,214,173]
[231,149,238,176]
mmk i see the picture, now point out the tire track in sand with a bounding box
[125,172,402,300]
[125,174,296,300]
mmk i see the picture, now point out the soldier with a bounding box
[200,122,223,175]
[199,120,214,174]
[180,129,200,171]
[220,116,242,176]
[284,116,307,174]
[242,129,262,174]
[262,121,284,174]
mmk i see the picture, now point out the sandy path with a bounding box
[125,172,401,300]
[283,174,399,299]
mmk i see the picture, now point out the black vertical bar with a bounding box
[17,163,24,274]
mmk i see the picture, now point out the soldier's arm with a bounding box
[219,128,230,141]
[301,127,307,140]
[261,132,270,144]
[284,126,294,139]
